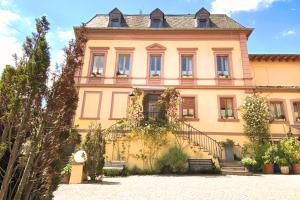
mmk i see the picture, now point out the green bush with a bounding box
[253,143,270,171]
[241,157,257,166]
[156,146,188,174]
[128,166,158,175]
[262,145,279,165]
[82,124,106,180]
[277,137,300,164]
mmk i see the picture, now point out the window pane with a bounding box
[125,54,130,75]
[198,20,207,28]
[217,56,223,75]
[293,102,300,120]
[92,55,104,74]
[223,57,229,76]
[156,56,161,75]
[151,19,161,28]
[188,56,193,76]
[182,56,187,75]
[182,97,195,118]
[150,56,156,76]
[118,55,124,74]
[220,98,234,118]
[98,55,104,74]
[271,102,285,119]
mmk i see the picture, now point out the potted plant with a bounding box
[61,163,72,183]
[292,153,300,174]
[276,157,289,174]
[241,157,257,172]
[262,145,277,174]
[290,138,300,174]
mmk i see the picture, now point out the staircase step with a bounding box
[221,166,246,171]
[221,170,252,176]
[220,161,242,167]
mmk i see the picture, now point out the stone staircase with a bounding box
[220,160,252,176]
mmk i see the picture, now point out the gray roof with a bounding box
[85,14,248,30]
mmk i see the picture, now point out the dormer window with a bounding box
[198,19,208,28]
[150,8,164,28]
[109,8,123,28]
[195,7,210,28]
[151,18,162,28]
[111,18,121,27]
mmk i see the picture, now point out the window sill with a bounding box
[116,75,129,78]
[270,120,289,124]
[183,118,199,121]
[182,76,194,79]
[149,76,161,79]
[218,118,240,122]
[109,118,127,120]
[90,74,104,78]
[217,76,232,80]
[79,117,100,120]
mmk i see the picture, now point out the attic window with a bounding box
[151,18,162,28]
[198,19,208,28]
[195,7,210,28]
[150,8,165,28]
[111,18,121,27]
[108,8,123,28]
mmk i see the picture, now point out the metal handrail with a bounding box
[175,120,223,159]
[105,118,223,159]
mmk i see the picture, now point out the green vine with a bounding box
[109,87,181,170]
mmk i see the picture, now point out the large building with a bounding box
[72,7,300,174]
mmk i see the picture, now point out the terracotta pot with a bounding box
[280,166,289,174]
[263,164,274,174]
[63,174,70,184]
[292,163,300,174]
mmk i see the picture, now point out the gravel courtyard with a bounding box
[54,175,300,200]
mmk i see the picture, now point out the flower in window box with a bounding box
[218,72,224,77]
[116,71,128,78]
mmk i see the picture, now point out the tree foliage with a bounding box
[82,124,106,181]
[241,94,270,143]
[0,16,85,200]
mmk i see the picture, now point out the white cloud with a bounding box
[0,9,23,71]
[58,29,74,43]
[0,0,11,6]
[281,30,296,37]
[211,0,284,15]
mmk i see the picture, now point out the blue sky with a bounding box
[0,0,299,72]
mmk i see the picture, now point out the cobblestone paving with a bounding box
[54,175,300,200]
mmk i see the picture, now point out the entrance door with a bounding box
[225,146,234,161]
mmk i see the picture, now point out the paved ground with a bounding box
[54,175,300,200]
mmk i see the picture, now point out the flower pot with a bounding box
[263,164,274,174]
[292,163,300,174]
[63,174,70,184]
[246,165,253,172]
[280,166,289,174]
